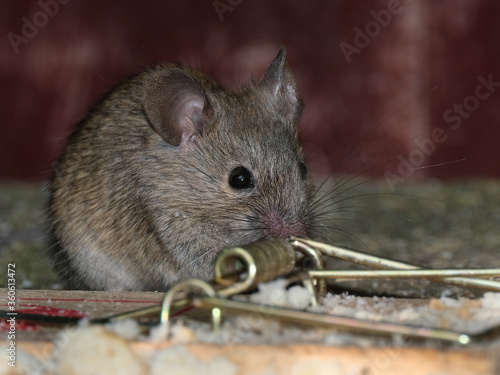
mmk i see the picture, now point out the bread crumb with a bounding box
[287,285,313,310]
[250,279,288,306]
[249,279,312,309]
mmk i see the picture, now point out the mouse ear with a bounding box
[260,46,304,124]
[143,68,212,147]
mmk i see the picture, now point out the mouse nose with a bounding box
[260,209,308,238]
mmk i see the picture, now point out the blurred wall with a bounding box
[1,0,500,184]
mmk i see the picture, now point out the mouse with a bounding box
[48,46,317,291]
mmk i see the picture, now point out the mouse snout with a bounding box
[260,209,308,239]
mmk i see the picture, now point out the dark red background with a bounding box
[1,0,500,182]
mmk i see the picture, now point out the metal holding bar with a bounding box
[290,238,327,299]
[190,295,471,345]
[309,269,500,280]
[288,271,319,306]
[159,279,219,338]
[292,237,500,291]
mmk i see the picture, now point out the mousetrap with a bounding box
[2,237,500,374]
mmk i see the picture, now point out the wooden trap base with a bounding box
[1,288,498,375]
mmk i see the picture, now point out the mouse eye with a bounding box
[229,166,255,190]
[298,162,308,180]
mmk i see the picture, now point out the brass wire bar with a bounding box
[290,238,327,298]
[160,279,217,326]
[190,296,471,345]
[290,272,319,306]
[154,278,472,345]
[292,237,500,291]
[309,269,500,280]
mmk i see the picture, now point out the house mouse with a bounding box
[49,47,317,291]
